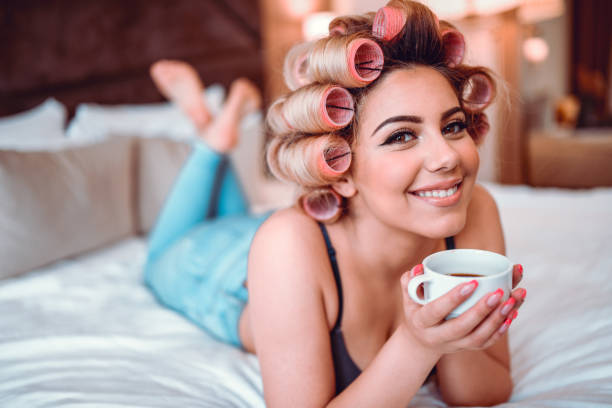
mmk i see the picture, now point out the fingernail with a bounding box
[460,280,478,296]
[487,288,504,307]
[512,310,518,319]
[517,264,523,276]
[498,318,512,334]
[519,288,527,300]
[501,297,516,315]
[409,264,423,278]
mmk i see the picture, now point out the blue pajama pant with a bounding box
[144,141,268,347]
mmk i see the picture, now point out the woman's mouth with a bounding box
[409,180,463,207]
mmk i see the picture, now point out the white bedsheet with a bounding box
[1,184,612,407]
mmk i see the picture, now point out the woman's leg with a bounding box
[146,64,262,262]
[145,213,268,347]
[145,141,248,264]
[145,64,265,347]
[150,59,212,130]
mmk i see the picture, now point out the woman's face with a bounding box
[348,66,479,239]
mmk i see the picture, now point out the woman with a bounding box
[145,1,526,405]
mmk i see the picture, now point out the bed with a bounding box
[2,1,612,406]
[1,152,611,406]
[1,88,612,407]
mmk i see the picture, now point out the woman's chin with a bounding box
[419,215,467,240]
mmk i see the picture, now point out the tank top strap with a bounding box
[445,236,456,250]
[317,222,344,331]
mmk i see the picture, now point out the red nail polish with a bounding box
[520,288,527,299]
[498,318,512,334]
[512,310,518,319]
[501,297,516,315]
[517,264,523,276]
[416,264,424,274]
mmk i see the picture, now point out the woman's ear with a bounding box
[331,175,357,198]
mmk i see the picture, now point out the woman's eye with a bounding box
[442,120,467,136]
[382,130,416,145]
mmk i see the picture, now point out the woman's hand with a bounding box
[399,264,526,355]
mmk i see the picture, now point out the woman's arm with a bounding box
[247,210,445,407]
[436,340,512,406]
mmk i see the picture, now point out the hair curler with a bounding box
[267,134,351,187]
[329,21,348,36]
[329,13,377,37]
[267,85,354,136]
[439,21,465,67]
[309,36,384,88]
[372,6,407,42]
[462,72,495,112]
[301,188,343,223]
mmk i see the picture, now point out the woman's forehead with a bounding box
[359,66,459,124]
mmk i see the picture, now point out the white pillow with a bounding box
[0,98,67,148]
[66,84,226,141]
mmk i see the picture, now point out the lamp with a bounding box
[303,12,338,41]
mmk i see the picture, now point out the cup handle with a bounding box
[407,274,432,305]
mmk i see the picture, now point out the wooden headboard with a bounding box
[0,0,264,119]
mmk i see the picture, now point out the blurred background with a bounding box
[1,0,611,187]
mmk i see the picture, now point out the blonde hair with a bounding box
[266,134,351,187]
[267,84,354,136]
[266,0,497,222]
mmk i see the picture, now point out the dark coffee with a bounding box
[448,273,484,277]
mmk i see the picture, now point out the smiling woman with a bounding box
[143,1,526,407]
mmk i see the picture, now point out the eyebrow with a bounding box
[371,106,464,137]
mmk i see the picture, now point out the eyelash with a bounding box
[442,120,468,136]
[382,128,416,145]
[382,120,468,146]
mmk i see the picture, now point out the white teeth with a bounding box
[416,185,458,198]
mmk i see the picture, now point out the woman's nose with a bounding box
[423,132,460,173]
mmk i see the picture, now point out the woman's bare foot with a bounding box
[150,60,211,130]
[204,78,262,153]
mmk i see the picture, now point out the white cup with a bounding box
[407,249,513,318]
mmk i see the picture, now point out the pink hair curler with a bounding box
[372,6,406,42]
[329,22,347,36]
[301,188,343,223]
[462,73,495,111]
[319,137,351,177]
[347,38,384,86]
[266,134,351,187]
[320,86,355,129]
[441,28,465,67]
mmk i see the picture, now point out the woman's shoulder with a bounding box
[457,183,505,253]
[254,206,324,245]
[247,206,339,329]
[248,206,332,278]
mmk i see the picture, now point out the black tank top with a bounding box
[317,223,455,395]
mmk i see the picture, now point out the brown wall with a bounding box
[259,0,328,104]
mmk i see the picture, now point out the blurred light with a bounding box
[283,0,318,18]
[518,0,564,23]
[523,36,549,63]
[418,0,563,22]
[419,0,521,20]
[303,12,337,40]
